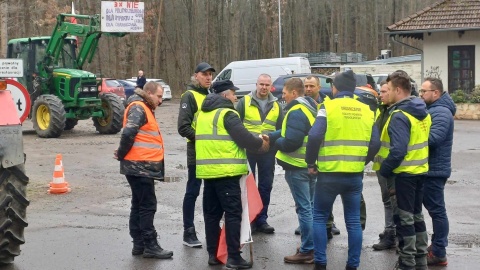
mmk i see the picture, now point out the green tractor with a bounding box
[7,14,126,138]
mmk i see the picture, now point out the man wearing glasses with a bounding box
[375,71,431,270]
[419,78,456,266]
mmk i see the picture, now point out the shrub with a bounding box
[470,89,480,103]
[451,90,468,103]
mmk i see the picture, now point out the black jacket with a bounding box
[177,84,210,165]
[136,76,146,89]
[117,89,164,179]
[201,93,263,152]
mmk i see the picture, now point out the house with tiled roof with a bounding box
[387,0,480,93]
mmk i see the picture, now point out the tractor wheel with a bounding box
[93,93,124,134]
[32,95,66,138]
[0,164,29,265]
[64,119,78,131]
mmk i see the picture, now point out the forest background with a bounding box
[0,0,439,97]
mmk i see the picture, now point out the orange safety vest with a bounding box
[123,101,164,162]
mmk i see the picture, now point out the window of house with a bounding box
[448,45,475,93]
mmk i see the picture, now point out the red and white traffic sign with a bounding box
[5,79,31,123]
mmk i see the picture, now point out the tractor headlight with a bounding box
[90,86,97,92]
[83,86,89,92]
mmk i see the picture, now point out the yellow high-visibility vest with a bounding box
[181,90,206,142]
[195,108,247,179]
[317,98,374,172]
[275,103,316,168]
[372,110,431,174]
[243,95,280,136]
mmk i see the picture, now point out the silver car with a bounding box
[126,78,173,100]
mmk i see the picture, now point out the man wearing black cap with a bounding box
[306,70,380,270]
[195,80,269,268]
[177,62,215,248]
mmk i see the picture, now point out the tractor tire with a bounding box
[64,119,79,131]
[93,93,124,134]
[32,95,66,138]
[0,164,29,265]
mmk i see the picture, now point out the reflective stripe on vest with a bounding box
[195,108,247,179]
[243,95,280,136]
[182,90,206,142]
[372,110,431,174]
[123,101,164,162]
[317,98,374,173]
[275,103,316,168]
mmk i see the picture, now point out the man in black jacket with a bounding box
[136,69,146,89]
[177,62,215,248]
[196,80,269,268]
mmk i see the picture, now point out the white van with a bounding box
[214,57,311,97]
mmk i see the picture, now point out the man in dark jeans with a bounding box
[236,74,284,234]
[377,71,431,270]
[177,62,215,247]
[115,81,172,259]
[196,80,268,268]
[420,78,455,266]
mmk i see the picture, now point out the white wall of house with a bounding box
[341,63,422,84]
[423,30,480,91]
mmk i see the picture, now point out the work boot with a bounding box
[183,227,202,248]
[346,266,357,270]
[373,230,396,250]
[314,263,327,270]
[226,255,252,269]
[331,223,340,235]
[284,249,314,264]
[208,253,221,265]
[379,230,386,239]
[294,226,301,235]
[143,233,173,259]
[427,251,448,266]
[256,223,275,234]
[326,228,333,240]
[131,238,144,255]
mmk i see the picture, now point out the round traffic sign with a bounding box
[5,79,31,123]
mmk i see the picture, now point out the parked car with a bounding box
[117,79,136,101]
[271,73,378,110]
[126,78,172,100]
[97,78,125,101]
[372,73,419,96]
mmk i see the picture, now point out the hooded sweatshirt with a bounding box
[269,96,317,170]
[379,96,430,178]
[427,92,456,178]
[200,93,263,152]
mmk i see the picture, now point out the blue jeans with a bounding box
[285,169,315,253]
[423,176,449,258]
[313,173,363,268]
[182,164,202,230]
[247,151,276,225]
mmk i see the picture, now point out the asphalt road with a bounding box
[4,100,480,270]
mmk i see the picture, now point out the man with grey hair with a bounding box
[420,77,455,266]
[177,62,215,248]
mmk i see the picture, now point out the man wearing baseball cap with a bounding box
[177,62,215,248]
[196,80,269,268]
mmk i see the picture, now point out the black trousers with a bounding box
[126,175,157,239]
[203,175,243,258]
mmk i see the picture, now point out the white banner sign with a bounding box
[0,59,23,77]
[101,1,144,32]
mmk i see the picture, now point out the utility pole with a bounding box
[334,33,338,53]
[278,0,282,58]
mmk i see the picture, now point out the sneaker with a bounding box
[208,254,221,265]
[327,228,333,240]
[315,263,327,270]
[331,223,340,235]
[183,227,202,248]
[284,249,314,264]
[294,226,301,235]
[226,255,252,269]
[256,223,275,234]
[427,251,448,266]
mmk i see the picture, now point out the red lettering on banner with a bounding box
[127,2,139,8]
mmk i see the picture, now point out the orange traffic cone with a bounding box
[48,154,71,194]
